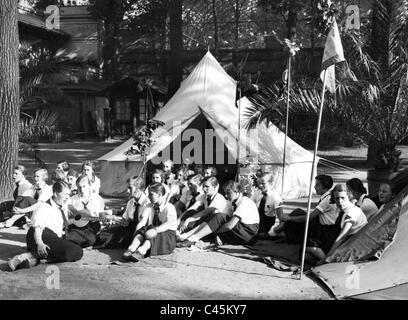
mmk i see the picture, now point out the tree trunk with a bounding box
[0,1,20,202]
[168,0,184,96]
[367,137,381,169]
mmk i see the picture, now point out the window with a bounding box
[139,98,146,122]
[115,99,131,121]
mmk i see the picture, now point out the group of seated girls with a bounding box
[0,160,101,230]
[91,161,284,261]
[2,160,117,271]
[110,167,264,262]
[2,159,400,271]
[280,174,398,265]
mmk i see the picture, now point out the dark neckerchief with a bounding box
[207,193,216,206]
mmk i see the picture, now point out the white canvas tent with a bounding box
[98,51,316,198]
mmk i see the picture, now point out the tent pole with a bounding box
[282,56,292,196]
[299,69,327,280]
[236,85,242,182]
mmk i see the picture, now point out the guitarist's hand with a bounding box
[37,242,50,258]
[99,212,110,224]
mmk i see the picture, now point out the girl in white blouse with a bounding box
[346,178,378,221]
[81,160,100,194]
[123,183,177,262]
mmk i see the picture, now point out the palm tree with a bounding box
[19,41,73,167]
[244,0,408,173]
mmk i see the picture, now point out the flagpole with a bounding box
[282,55,292,195]
[299,69,328,279]
[236,84,242,182]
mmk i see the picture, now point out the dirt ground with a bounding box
[1,139,407,300]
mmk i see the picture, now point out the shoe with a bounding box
[268,230,283,238]
[0,222,6,229]
[176,240,195,248]
[122,250,134,261]
[8,252,39,272]
[214,235,223,246]
[128,251,145,262]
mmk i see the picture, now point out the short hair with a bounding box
[163,160,174,169]
[52,180,70,194]
[128,176,145,190]
[379,180,398,194]
[52,169,66,183]
[330,183,348,203]
[151,169,164,180]
[203,176,219,188]
[204,166,217,176]
[35,168,48,182]
[258,172,273,184]
[57,161,70,172]
[67,169,79,178]
[14,165,26,175]
[176,167,187,179]
[76,174,92,187]
[223,180,243,194]
[194,164,204,174]
[188,173,203,186]
[185,169,195,179]
[148,183,166,196]
[346,178,367,195]
[315,175,333,190]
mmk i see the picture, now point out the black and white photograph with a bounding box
[0,0,407,304]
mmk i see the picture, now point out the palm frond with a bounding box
[242,83,283,129]
[20,110,59,143]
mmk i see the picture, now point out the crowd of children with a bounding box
[0,159,399,271]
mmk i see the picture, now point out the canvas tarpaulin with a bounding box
[311,183,408,299]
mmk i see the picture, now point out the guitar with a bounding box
[68,212,122,228]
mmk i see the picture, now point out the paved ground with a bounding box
[1,139,406,300]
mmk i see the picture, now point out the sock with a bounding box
[128,242,139,253]
[138,246,147,255]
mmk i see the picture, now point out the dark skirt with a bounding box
[66,221,101,248]
[206,212,259,245]
[307,223,340,254]
[94,220,137,249]
[26,227,83,262]
[218,221,259,245]
[259,214,276,234]
[136,225,177,256]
